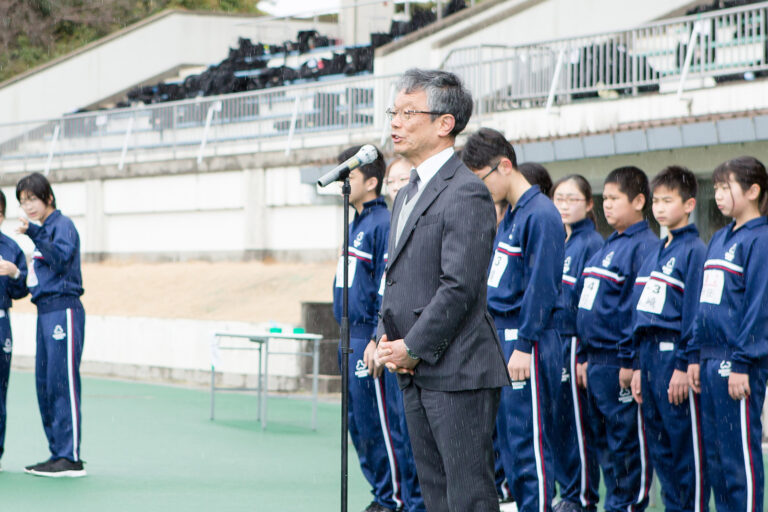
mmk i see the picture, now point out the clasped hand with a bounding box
[374,335,417,375]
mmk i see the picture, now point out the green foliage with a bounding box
[0,0,263,84]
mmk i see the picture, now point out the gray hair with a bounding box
[396,69,473,138]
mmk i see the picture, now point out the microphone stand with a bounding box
[340,174,352,512]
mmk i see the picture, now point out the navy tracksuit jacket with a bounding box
[576,220,657,512]
[551,218,603,510]
[333,197,415,511]
[691,217,768,512]
[633,223,707,512]
[26,210,85,463]
[0,233,28,458]
[487,186,565,512]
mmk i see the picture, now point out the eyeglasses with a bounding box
[385,108,446,122]
[479,162,500,181]
[553,195,587,205]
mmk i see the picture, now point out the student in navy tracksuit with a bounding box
[462,128,565,512]
[367,156,425,512]
[576,166,657,512]
[0,191,29,466]
[332,146,401,512]
[690,156,768,512]
[631,166,707,512]
[550,175,603,512]
[16,173,86,478]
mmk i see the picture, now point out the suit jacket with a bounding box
[377,153,510,392]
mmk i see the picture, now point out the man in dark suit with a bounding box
[375,69,510,512]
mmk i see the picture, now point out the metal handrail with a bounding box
[1,1,766,173]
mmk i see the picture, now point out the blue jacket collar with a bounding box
[608,220,649,241]
[42,209,61,227]
[571,217,596,235]
[514,185,541,211]
[356,197,387,220]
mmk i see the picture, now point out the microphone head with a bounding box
[357,144,378,166]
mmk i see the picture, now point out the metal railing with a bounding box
[1,1,767,173]
[448,1,768,113]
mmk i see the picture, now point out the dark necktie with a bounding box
[405,168,420,203]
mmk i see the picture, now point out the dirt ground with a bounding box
[12,260,338,324]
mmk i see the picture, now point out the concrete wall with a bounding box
[0,11,339,124]
[0,159,347,262]
[374,0,698,75]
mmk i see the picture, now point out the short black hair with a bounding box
[16,172,56,209]
[604,166,649,207]
[460,128,517,171]
[0,190,5,217]
[518,162,552,197]
[651,165,698,201]
[338,145,385,196]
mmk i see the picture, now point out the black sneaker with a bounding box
[24,458,86,478]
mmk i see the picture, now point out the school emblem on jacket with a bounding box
[561,367,570,382]
[725,243,738,262]
[353,232,364,248]
[2,338,10,354]
[718,360,732,377]
[563,256,572,274]
[602,251,615,268]
[354,359,368,378]
[662,257,676,275]
[618,387,633,403]
[52,325,66,341]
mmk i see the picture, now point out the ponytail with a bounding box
[713,156,768,216]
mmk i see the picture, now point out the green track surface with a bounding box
[0,371,762,511]
[0,372,370,512]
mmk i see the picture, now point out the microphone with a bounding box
[317,144,378,187]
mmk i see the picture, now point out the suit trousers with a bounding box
[701,358,768,512]
[402,383,500,512]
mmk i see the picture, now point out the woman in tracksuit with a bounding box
[690,156,768,511]
[550,175,603,512]
[0,190,29,469]
[16,173,86,478]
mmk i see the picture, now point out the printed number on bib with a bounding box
[578,277,600,310]
[700,269,724,305]
[487,251,509,288]
[637,280,667,315]
[335,256,357,287]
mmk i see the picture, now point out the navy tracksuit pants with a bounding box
[382,368,425,512]
[552,336,599,511]
[0,312,13,458]
[36,306,85,462]
[585,357,652,512]
[496,328,560,512]
[701,357,768,512]
[340,336,423,511]
[638,333,707,512]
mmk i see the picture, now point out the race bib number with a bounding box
[700,269,724,305]
[637,280,667,315]
[487,251,509,288]
[578,277,600,310]
[378,272,386,296]
[335,256,357,288]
